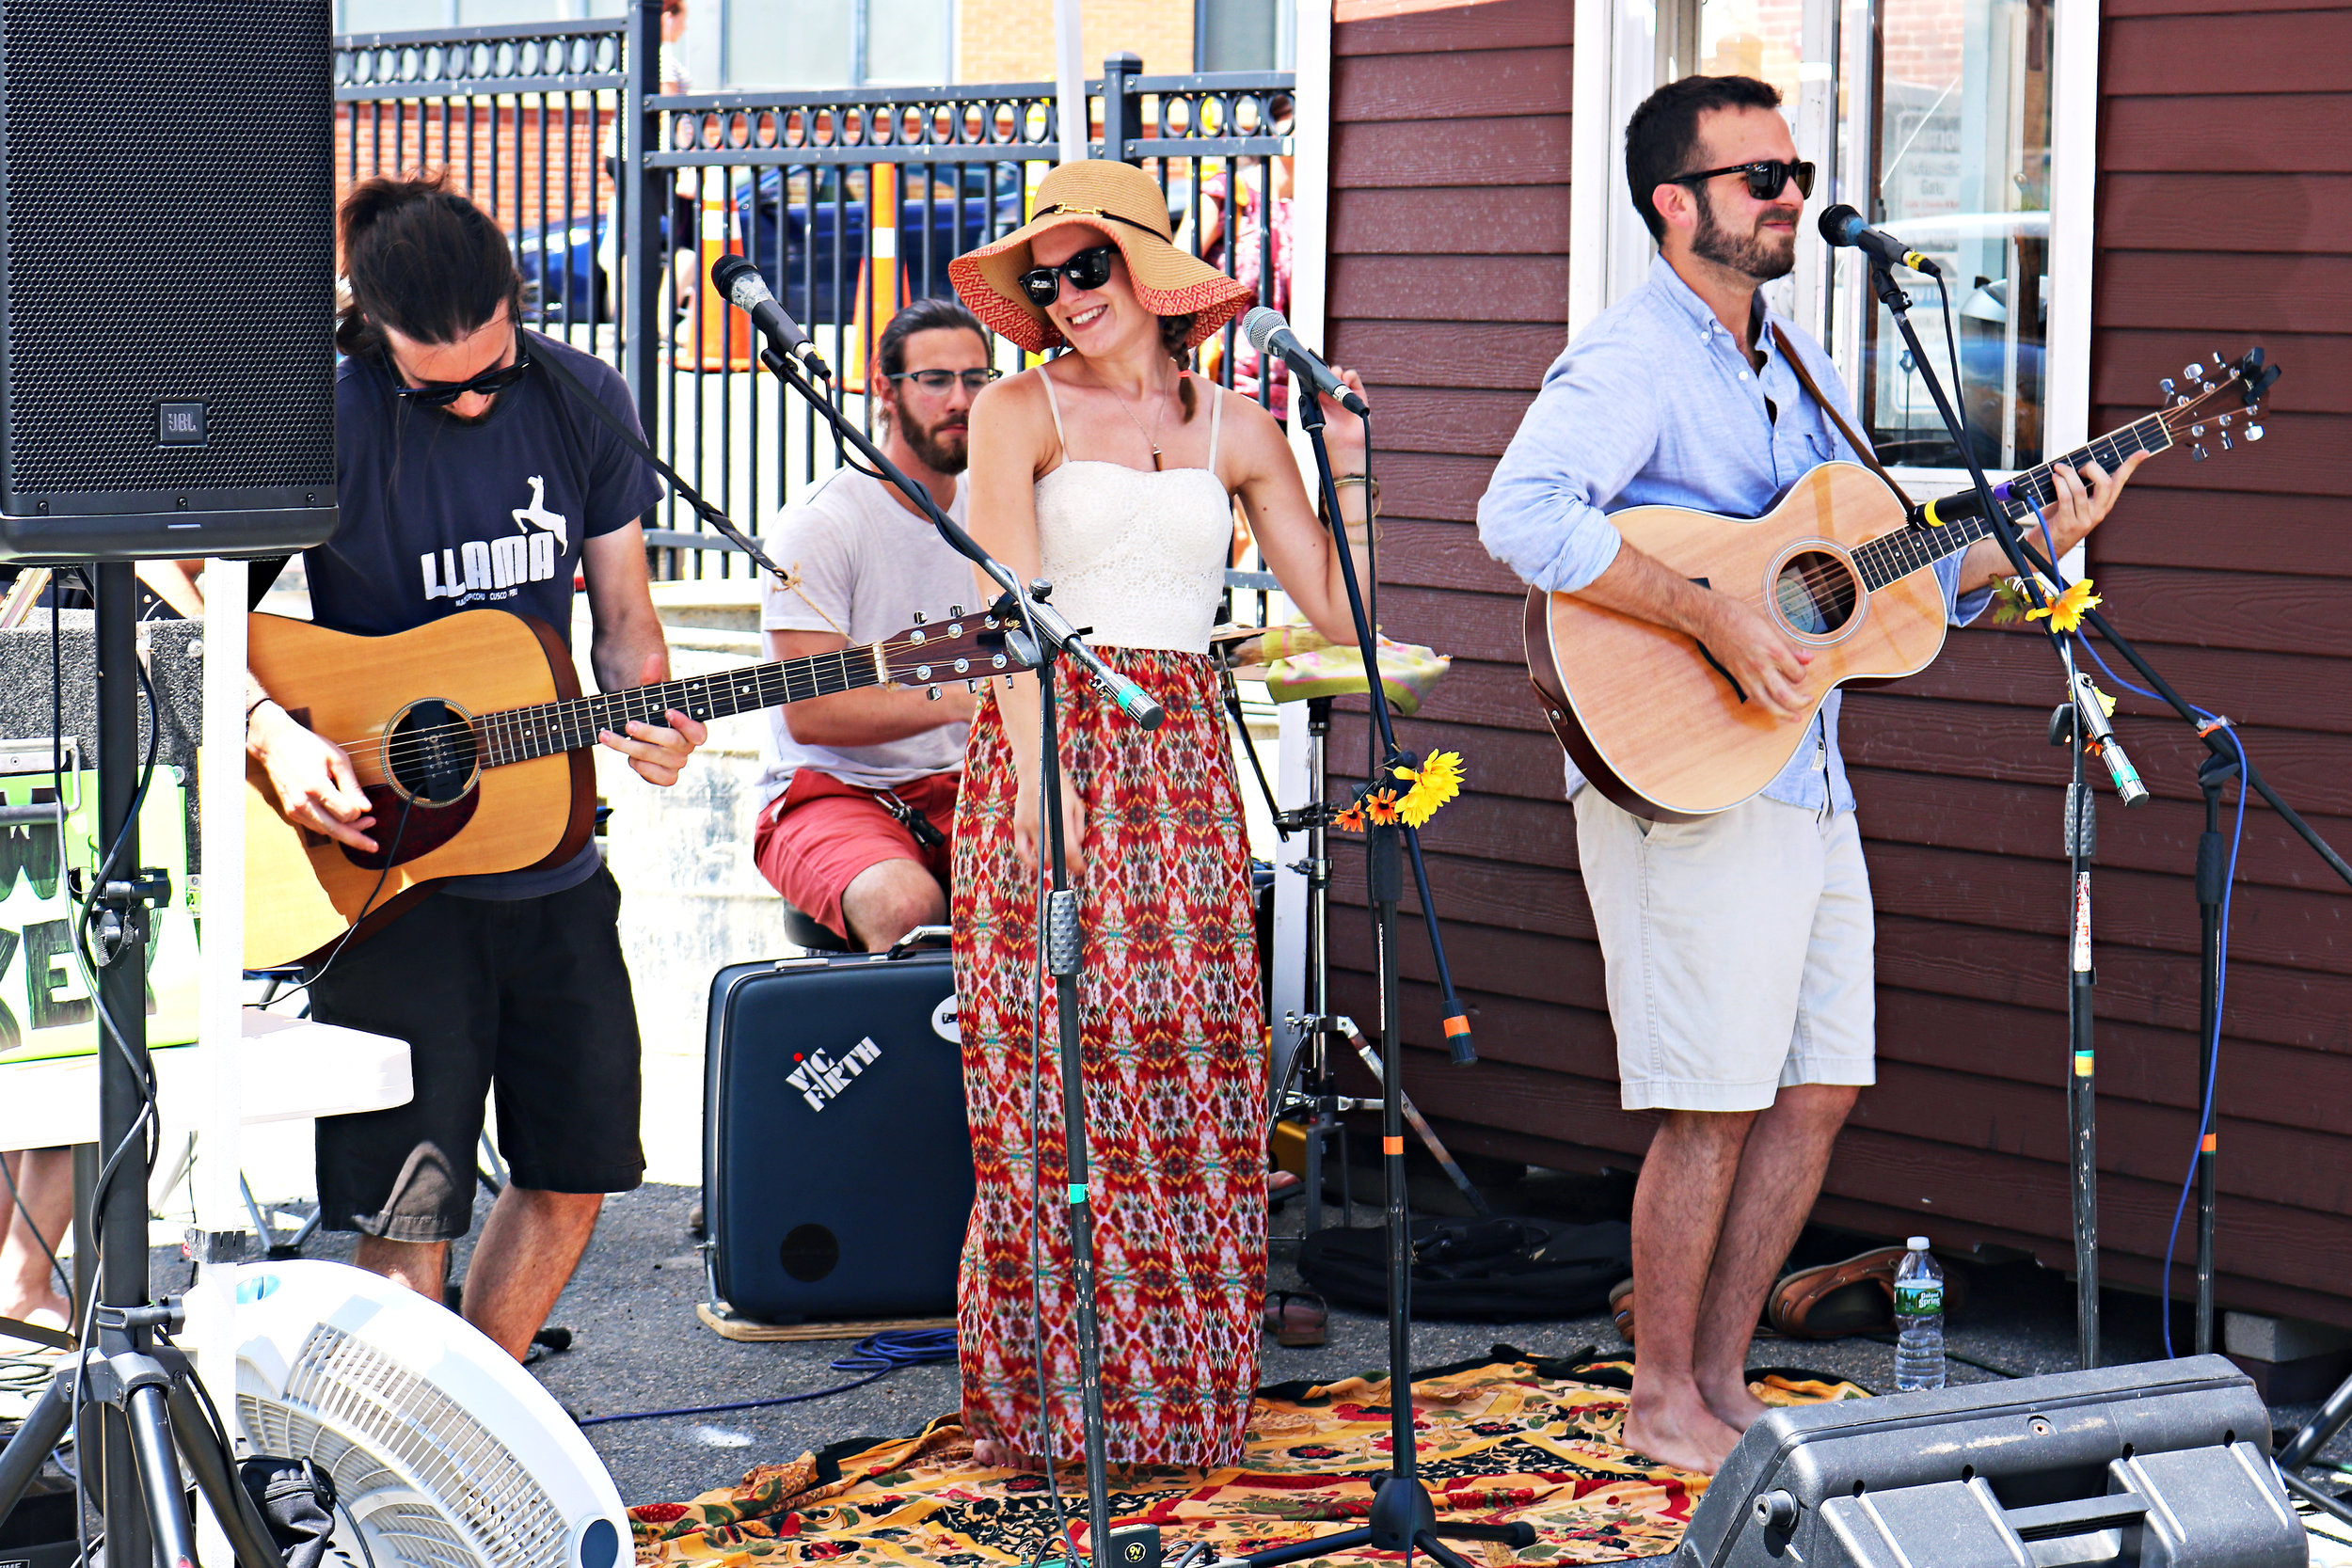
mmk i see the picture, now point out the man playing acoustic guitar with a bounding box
[1479,75,2140,1474]
[244,175,705,1362]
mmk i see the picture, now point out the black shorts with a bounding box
[309,865,644,1243]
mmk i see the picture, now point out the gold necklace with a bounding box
[1106,371,1176,470]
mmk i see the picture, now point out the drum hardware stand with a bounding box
[737,320,1159,1564]
[0,564,281,1568]
[1226,373,1527,1568]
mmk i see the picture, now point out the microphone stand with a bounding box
[748,341,1151,1563]
[1238,388,1530,1568]
[1863,257,2129,1370]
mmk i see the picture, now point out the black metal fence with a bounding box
[333,5,1296,583]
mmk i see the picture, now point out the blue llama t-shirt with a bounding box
[304,329,660,898]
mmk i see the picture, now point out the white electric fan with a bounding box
[187,1259,628,1568]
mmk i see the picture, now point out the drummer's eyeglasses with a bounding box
[886,369,1004,393]
[1670,158,1816,202]
[1019,245,1119,305]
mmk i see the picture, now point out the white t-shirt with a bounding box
[755,467,976,802]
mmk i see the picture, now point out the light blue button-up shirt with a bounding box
[1479,255,1990,813]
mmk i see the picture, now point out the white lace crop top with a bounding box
[1030,370,1232,655]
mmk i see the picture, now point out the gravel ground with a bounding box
[185,1174,2352,1511]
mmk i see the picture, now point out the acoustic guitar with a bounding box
[246,604,1007,968]
[1524,348,2280,821]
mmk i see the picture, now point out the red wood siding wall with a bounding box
[1325,0,2352,1324]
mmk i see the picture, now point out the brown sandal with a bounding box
[1608,1276,1637,1345]
[1766,1246,1911,1338]
[1263,1290,1328,1348]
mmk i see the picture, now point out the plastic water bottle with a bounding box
[1893,1237,1947,1391]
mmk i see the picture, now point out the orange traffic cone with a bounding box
[842,164,907,393]
[675,178,755,372]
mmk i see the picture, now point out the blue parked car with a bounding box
[514,162,1022,329]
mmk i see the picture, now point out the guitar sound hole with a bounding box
[385,700,481,805]
[1773,550,1859,637]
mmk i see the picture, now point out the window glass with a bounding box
[727,0,850,87]
[340,0,448,29]
[866,0,950,83]
[1852,0,2052,468]
[1200,0,1281,70]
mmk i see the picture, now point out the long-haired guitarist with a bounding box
[242,174,706,1362]
[1477,75,2140,1474]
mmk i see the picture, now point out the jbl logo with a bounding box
[786,1037,881,1112]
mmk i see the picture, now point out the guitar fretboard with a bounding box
[475,644,884,768]
[1848,410,2175,593]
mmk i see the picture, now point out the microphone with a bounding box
[1816,204,1942,277]
[1242,308,1368,418]
[710,254,833,383]
[2069,671,2151,807]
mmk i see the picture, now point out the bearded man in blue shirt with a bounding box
[1479,74,2141,1473]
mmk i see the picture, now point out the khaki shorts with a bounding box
[1574,789,1876,1113]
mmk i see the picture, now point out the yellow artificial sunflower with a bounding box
[2026,578,2103,634]
[1391,750,1466,828]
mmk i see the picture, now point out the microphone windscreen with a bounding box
[1817,204,1864,245]
[1241,307,1285,356]
[710,253,759,299]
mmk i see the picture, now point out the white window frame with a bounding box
[1567,0,2100,500]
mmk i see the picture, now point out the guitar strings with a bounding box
[324,628,977,772]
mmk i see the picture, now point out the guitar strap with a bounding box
[1771,324,1915,510]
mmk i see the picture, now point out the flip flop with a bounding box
[1263,1290,1327,1348]
[1609,1275,1637,1345]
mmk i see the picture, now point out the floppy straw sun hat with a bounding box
[949,160,1257,355]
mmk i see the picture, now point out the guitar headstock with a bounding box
[874,604,1016,701]
[2157,347,2283,462]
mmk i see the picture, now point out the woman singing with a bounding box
[946,159,1375,1470]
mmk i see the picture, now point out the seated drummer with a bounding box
[752,299,994,949]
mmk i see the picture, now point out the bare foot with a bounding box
[970,1437,1046,1471]
[1621,1392,1742,1476]
[0,1295,68,1332]
[1701,1376,1772,1433]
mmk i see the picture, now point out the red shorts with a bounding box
[753,768,960,941]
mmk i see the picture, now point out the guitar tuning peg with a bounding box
[2212,351,2227,366]
[2158,377,2176,398]
[912,610,927,625]
[948,603,965,617]
[2190,423,2205,437]
[2246,423,2265,441]
[2218,413,2232,426]
[926,685,943,701]
[2185,361,2204,380]
[2192,442,2209,461]
[965,679,980,692]
[2219,434,2233,451]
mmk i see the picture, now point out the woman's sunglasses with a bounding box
[1670,158,1816,202]
[386,336,533,407]
[1018,245,1118,306]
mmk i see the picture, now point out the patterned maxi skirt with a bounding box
[950,645,1266,1470]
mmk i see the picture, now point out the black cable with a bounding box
[573,1330,958,1427]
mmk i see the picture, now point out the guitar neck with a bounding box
[1851,410,2174,592]
[475,643,886,768]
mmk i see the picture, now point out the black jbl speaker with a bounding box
[0,0,339,563]
[703,942,974,1323]
[1677,1355,2305,1568]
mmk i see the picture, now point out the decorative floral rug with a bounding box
[630,1347,1868,1566]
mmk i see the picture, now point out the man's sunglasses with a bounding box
[1018,245,1118,306]
[886,368,1004,393]
[1670,158,1816,202]
[386,337,533,407]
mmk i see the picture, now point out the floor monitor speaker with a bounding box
[0,0,339,563]
[1677,1354,2304,1568]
